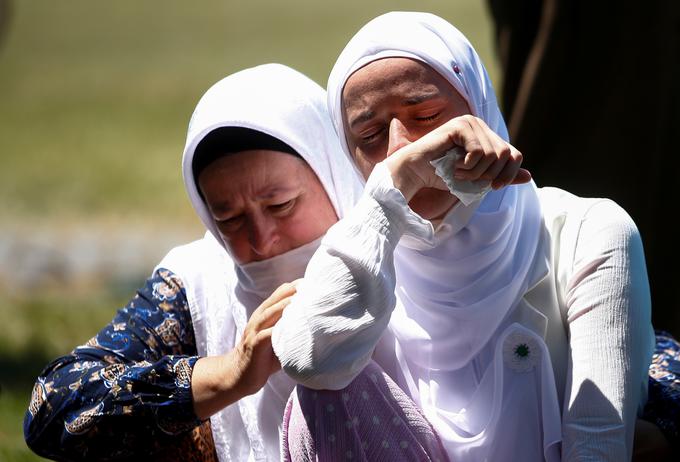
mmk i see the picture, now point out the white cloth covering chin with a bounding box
[237,237,323,301]
[163,64,363,462]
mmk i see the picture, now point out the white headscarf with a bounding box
[327,11,509,164]
[178,63,363,461]
[183,63,362,302]
[327,12,558,461]
[184,63,361,247]
[327,9,547,373]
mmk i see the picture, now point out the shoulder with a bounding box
[536,186,639,243]
[536,187,643,276]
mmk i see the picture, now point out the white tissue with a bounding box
[429,147,491,206]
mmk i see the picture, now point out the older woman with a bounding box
[24,63,365,460]
[273,12,658,462]
[22,63,352,461]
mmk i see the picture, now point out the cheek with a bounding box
[353,149,381,179]
[287,197,337,244]
[346,138,381,179]
[220,232,251,264]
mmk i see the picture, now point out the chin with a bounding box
[409,188,458,221]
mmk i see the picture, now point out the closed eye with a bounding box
[268,199,296,214]
[216,215,244,232]
[415,112,440,122]
[361,127,385,144]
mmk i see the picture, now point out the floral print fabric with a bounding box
[644,330,680,448]
[24,269,203,460]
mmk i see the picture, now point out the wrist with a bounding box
[221,347,250,397]
[191,353,244,420]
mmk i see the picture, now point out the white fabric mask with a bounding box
[236,236,323,301]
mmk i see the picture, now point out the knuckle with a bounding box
[498,146,511,160]
[468,141,484,154]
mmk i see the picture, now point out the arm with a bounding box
[191,281,297,419]
[24,266,298,460]
[273,116,528,389]
[561,200,654,461]
[24,269,202,460]
[272,162,427,389]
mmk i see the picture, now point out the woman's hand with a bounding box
[232,281,299,395]
[191,281,298,420]
[384,115,531,201]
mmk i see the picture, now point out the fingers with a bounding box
[482,144,519,188]
[448,116,527,188]
[251,294,294,332]
[508,168,532,185]
[255,327,281,372]
[384,115,529,196]
[260,296,294,329]
[247,280,300,334]
[261,280,298,307]
[455,118,507,180]
[232,327,281,396]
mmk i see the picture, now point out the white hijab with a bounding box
[179,63,362,461]
[184,63,362,302]
[184,63,361,252]
[327,9,547,375]
[327,12,558,461]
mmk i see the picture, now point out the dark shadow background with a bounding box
[487,0,680,337]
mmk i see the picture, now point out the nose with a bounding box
[386,118,413,157]
[248,213,279,259]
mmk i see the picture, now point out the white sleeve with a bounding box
[560,199,654,461]
[271,163,433,390]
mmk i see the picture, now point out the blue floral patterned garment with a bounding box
[643,330,680,448]
[24,268,203,461]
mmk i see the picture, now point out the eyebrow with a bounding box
[402,90,440,106]
[349,110,376,129]
[347,90,442,129]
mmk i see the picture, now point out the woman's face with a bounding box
[342,57,471,220]
[198,150,338,264]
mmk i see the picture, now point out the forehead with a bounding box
[342,57,454,108]
[198,150,313,195]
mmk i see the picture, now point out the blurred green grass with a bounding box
[0,0,498,224]
[0,1,496,459]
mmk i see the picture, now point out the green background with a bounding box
[0,1,497,459]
